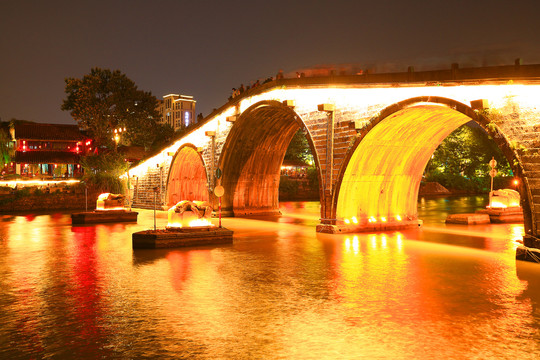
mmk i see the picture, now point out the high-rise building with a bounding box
[156,94,197,132]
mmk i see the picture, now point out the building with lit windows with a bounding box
[3,122,92,178]
[156,94,197,132]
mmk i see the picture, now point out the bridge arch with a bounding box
[166,144,209,207]
[331,96,528,232]
[218,100,321,216]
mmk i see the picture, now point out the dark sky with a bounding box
[2,0,540,125]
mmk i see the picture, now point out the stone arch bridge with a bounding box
[128,63,540,247]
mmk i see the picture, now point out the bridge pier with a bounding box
[524,235,540,249]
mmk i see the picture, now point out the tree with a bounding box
[151,123,175,151]
[80,152,129,193]
[0,123,14,166]
[424,122,512,192]
[284,129,313,164]
[62,68,161,150]
[426,122,511,178]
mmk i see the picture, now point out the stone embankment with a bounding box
[419,182,451,196]
[0,187,101,213]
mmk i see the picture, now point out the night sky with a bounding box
[2,0,540,125]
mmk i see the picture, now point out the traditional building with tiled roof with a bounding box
[3,122,93,178]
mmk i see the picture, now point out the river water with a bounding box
[1,196,539,359]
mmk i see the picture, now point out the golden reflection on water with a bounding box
[0,199,539,359]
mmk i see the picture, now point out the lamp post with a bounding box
[112,127,126,152]
[153,186,159,231]
[488,157,497,207]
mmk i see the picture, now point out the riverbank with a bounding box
[0,181,484,213]
[0,186,101,213]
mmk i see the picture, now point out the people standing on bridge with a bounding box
[276,69,284,79]
[239,84,245,94]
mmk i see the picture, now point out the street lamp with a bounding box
[488,157,497,207]
[112,127,126,151]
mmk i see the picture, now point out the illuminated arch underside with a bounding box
[336,104,472,224]
[167,146,209,207]
[220,103,301,216]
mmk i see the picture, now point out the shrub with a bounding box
[306,167,320,191]
[80,152,129,194]
[279,175,299,196]
[14,187,31,199]
[425,172,515,193]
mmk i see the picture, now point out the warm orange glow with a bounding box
[125,106,236,179]
[167,201,214,228]
[188,218,214,227]
[489,189,520,208]
[95,206,125,211]
[123,82,540,224]
[0,179,80,188]
[97,193,110,201]
[344,236,360,253]
[167,218,214,228]
[489,201,508,209]
[96,193,125,211]
[167,146,209,207]
[336,105,472,228]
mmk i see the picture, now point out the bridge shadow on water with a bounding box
[132,243,234,266]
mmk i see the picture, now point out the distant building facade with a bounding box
[156,94,197,132]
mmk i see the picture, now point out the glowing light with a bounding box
[125,82,540,220]
[395,215,402,221]
[368,216,377,223]
[344,218,350,224]
[125,105,235,179]
[344,236,359,253]
[167,201,214,228]
[489,189,521,208]
[96,193,125,211]
[370,235,377,249]
[95,206,125,211]
[381,217,387,222]
[489,201,508,209]
[97,193,111,201]
[510,225,525,249]
[396,233,404,250]
[189,218,213,227]
[352,236,359,253]
[0,179,80,187]
[351,216,358,224]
